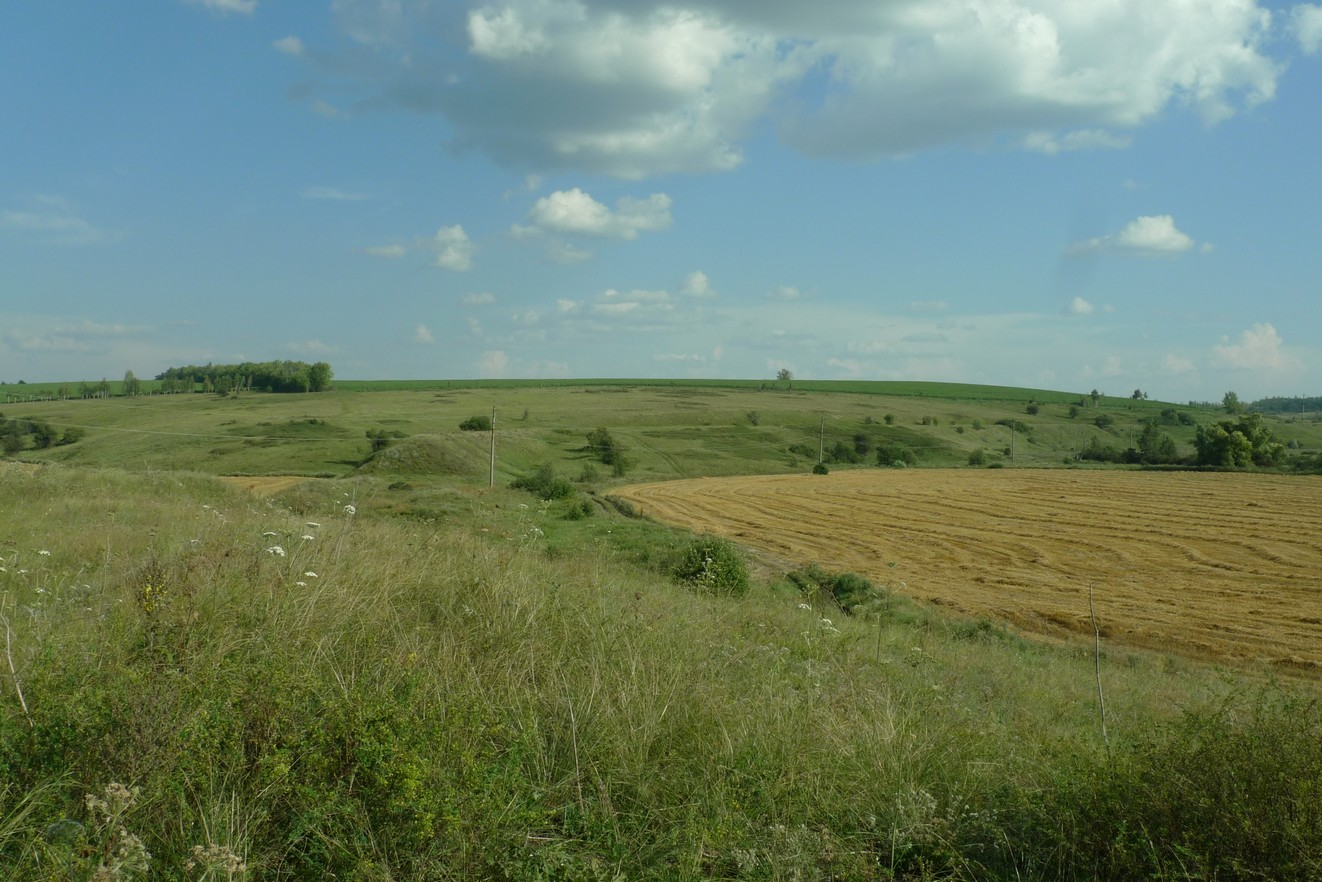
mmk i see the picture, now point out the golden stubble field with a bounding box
[616,469,1322,671]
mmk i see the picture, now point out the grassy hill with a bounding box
[8,381,1319,486]
[1,380,1320,880]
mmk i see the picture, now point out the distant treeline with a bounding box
[155,360,333,394]
[1249,395,1322,414]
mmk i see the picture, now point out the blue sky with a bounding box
[3,0,1319,401]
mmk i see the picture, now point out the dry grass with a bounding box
[616,469,1322,671]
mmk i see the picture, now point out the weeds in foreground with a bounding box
[0,465,1319,880]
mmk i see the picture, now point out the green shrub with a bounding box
[458,415,492,431]
[812,462,829,475]
[510,463,574,499]
[789,565,881,612]
[968,448,987,466]
[672,536,749,596]
[875,441,917,467]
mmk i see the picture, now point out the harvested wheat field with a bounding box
[616,469,1322,671]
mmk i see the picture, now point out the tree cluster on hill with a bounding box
[155,360,332,394]
[1194,412,1286,467]
[1251,395,1322,414]
[1,416,82,454]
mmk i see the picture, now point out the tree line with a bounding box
[155,360,333,394]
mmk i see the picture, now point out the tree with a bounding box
[123,370,141,397]
[1222,391,1245,415]
[1131,389,1145,400]
[586,427,625,466]
[776,368,793,389]
[1194,413,1284,467]
[1090,389,1101,407]
[307,362,333,392]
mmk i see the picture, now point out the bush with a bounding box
[672,536,750,597]
[1025,404,1039,416]
[876,441,917,468]
[586,427,625,465]
[789,565,882,612]
[812,462,829,475]
[968,449,987,466]
[509,463,574,500]
[459,415,492,431]
[1094,414,1115,429]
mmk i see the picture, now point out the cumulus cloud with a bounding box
[1067,215,1197,256]
[1068,296,1095,315]
[412,324,434,344]
[680,270,714,298]
[433,225,475,271]
[1293,5,1322,53]
[767,285,802,301]
[478,350,510,376]
[524,189,672,239]
[293,0,1282,177]
[273,36,306,56]
[1213,323,1302,371]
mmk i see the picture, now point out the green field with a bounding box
[2,380,1320,880]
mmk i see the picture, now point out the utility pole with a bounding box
[489,406,496,489]
[818,416,825,464]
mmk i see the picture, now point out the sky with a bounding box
[2,0,1320,402]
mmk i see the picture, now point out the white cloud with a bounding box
[1293,5,1322,54]
[462,291,496,305]
[2,196,106,245]
[273,36,306,57]
[1067,215,1197,256]
[767,285,802,301]
[305,0,1281,176]
[908,300,948,313]
[412,324,434,344]
[524,189,671,239]
[477,350,509,377]
[1213,323,1303,371]
[363,244,406,258]
[680,270,714,298]
[1023,129,1133,155]
[289,339,333,355]
[433,225,475,271]
[1068,296,1095,315]
[1163,354,1196,375]
[185,0,256,14]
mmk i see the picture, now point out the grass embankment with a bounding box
[1,464,1319,880]
[11,383,1316,481]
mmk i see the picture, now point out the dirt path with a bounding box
[218,475,308,496]
[615,469,1322,671]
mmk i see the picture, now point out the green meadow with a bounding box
[1,381,1320,880]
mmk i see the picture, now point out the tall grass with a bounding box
[1,464,1318,879]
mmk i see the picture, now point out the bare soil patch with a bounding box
[218,475,308,496]
[616,469,1322,670]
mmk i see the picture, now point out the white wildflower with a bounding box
[304,571,318,578]
[301,534,315,541]
[295,581,308,587]
[306,522,321,528]
[266,545,286,557]
[798,603,812,610]
[38,550,51,556]
[343,504,356,516]
[261,531,277,537]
